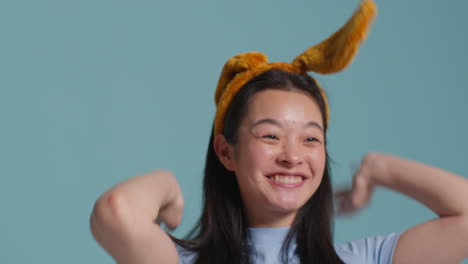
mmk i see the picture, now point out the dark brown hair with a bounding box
[174,69,344,264]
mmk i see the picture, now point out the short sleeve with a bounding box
[335,232,401,264]
[174,243,198,264]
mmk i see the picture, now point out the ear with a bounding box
[213,134,235,171]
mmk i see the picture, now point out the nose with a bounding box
[276,140,303,167]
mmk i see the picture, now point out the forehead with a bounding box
[245,89,323,127]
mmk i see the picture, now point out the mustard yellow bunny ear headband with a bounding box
[214,0,377,136]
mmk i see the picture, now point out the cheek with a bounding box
[235,140,276,171]
[306,147,327,174]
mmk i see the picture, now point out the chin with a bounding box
[270,196,308,212]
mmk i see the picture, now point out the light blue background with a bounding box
[1,0,467,263]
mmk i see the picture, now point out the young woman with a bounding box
[90,1,468,263]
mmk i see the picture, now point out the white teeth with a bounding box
[271,175,303,184]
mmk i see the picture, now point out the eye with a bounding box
[305,137,319,142]
[263,134,279,140]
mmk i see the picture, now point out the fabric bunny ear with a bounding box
[291,0,377,74]
[214,52,268,105]
[212,0,378,136]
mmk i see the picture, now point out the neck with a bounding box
[244,204,297,228]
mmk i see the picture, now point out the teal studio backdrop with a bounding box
[1,0,467,263]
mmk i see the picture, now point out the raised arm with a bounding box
[90,170,183,264]
[336,152,468,263]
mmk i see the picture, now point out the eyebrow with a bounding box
[251,118,324,132]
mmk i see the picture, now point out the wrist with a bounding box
[363,152,392,187]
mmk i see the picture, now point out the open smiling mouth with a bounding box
[265,174,307,187]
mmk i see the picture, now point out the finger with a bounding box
[336,197,356,215]
[334,191,359,215]
[334,188,352,198]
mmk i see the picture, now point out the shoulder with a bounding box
[334,232,401,264]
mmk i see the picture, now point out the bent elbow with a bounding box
[90,191,132,237]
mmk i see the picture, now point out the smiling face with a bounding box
[218,89,326,227]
